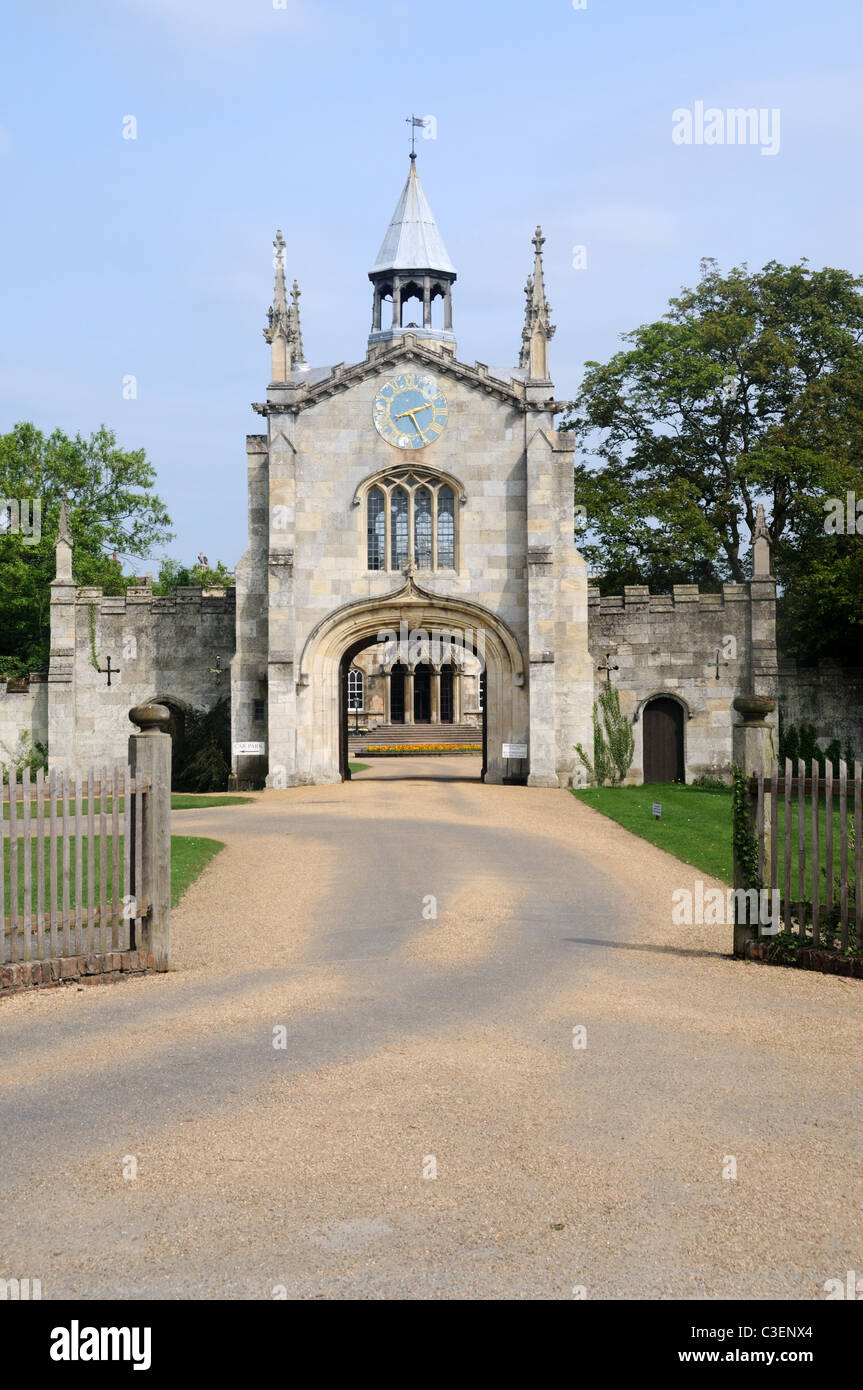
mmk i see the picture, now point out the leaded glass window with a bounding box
[391,487,409,569]
[437,486,455,569]
[414,486,432,569]
[363,470,461,573]
[367,485,386,570]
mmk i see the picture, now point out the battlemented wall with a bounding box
[49,584,235,773]
[588,583,758,783]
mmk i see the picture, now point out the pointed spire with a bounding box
[370,159,456,276]
[522,225,555,381]
[264,230,293,381]
[289,279,305,366]
[368,159,457,350]
[54,497,73,581]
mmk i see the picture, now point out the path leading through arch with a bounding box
[0,772,860,1298]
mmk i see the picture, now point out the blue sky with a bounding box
[2,0,861,568]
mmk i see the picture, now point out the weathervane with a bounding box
[406,114,427,158]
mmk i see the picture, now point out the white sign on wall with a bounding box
[233,741,265,756]
[502,742,528,759]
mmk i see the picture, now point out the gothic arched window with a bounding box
[362,469,462,572]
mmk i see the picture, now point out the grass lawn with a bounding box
[169,836,224,904]
[171,794,252,810]
[4,793,251,820]
[572,784,734,882]
[572,783,847,894]
[2,834,224,914]
[348,762,370,774]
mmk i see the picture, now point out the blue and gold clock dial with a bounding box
[373,373,448,450]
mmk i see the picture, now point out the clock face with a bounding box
[373,373,448,450]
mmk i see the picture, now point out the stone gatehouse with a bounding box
[8,155,850,786]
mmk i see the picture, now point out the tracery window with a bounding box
[364,470,460,572]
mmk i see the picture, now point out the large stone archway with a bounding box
[287,577,527,785]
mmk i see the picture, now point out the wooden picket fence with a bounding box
[1,766,150,964]
[749,760,863,950]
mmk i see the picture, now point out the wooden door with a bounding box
[643,697,684,782]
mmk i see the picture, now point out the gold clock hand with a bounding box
[394,409,430,439]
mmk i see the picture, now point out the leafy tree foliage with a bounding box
[561,260,863,659]
[0,423,172,674]
[152,557,234,594]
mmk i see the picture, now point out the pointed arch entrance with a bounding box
[297,578,526,784]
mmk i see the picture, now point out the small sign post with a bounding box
[502,741,528,786]
[652,802,662,819]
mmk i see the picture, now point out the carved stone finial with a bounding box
[752,503,772,577]
[129,703,171,734]
[57,496,72,545]
[290,278,305,365]
[264,229,293,380]
[522,225,555,380]
[54,496,73,581]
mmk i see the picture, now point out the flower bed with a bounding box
[364,744,482,755]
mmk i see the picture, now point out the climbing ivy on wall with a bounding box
[731,764,761,890]
[87,604,100,673]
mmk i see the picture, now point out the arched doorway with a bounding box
[643,696,685,782]
[300,576,527,785]
[146,696,188,790]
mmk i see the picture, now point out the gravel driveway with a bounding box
[1,756,861,1300]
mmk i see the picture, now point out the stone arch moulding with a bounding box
[351,464,468,509]
[295,577,527,785]
[633,690,693,723]
[143,693,194,714]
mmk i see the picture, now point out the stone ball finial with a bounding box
[129,703,171,734]
[733,694,776,723]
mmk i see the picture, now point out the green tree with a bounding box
[175,698,231,793]
[152,557,234,594]
[0,423,173,674]
[561,259,863,659]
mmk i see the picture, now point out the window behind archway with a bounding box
[347,667,364,712]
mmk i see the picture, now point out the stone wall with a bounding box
[0,674,48,768]
[49,584,236,773]
[779,659,863,757]
[588,583,760,783]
